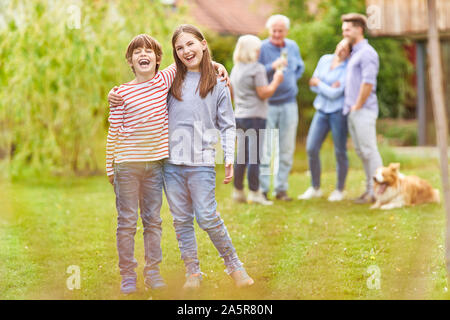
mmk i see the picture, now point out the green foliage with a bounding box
[376,119,418,146]
[206,32,238,72]
[0,0,184,177]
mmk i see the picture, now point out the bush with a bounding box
[0,0,184,178]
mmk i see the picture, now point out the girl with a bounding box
[164,24,254,289]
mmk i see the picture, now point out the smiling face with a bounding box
[174,32,207,72]
[125,34,162,78]
[268,19,288,47]
[128,46,159,77]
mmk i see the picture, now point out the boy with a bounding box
[106,34,175,294]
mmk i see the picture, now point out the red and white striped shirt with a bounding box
[106,64,176,176]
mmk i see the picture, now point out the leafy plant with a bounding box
[0,0,184,178]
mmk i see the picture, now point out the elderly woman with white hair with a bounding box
[230,34,284,205]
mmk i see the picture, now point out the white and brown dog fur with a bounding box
[371,163,440,210]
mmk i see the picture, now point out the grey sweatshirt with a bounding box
[167,71,236,166]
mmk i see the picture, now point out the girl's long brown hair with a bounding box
[170,24,217,101]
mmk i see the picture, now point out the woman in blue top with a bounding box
[298,39,352,202]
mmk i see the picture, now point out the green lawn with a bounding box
[1,140,448,300]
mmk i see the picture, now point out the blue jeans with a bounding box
[234,117,266,192]
[260,101,299,194]
[114,161,164,278]
[163,163,243,275]
[306,110,349,191]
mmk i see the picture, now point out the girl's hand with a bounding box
[223,163,233,184]
[108,175,114,185]
[108,86,123,106]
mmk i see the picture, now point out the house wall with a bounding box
[366,0,450,37]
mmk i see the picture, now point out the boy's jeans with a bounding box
[234,117,266,192]
[259,101,299,194]
[347,108,383,196]
[114,160,164,278]
[306,109,349,191]
[163,163,243,275]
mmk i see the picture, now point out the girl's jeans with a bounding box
[163,162,243,275]
[114,160,164,278]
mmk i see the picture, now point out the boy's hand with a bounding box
[213,62,230,86]
[223,163,233,184]
[108,175,114,185]
[108,86,124,106]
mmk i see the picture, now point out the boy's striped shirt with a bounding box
[106,64,176,176]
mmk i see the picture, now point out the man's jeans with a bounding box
[306,109,349,191]
[260,101,299,194]
[234,117,266,192]
[347,108,383,196]
[114,161,164,278]
[163,163,243,275]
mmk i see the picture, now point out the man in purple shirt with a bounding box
[342,13,383,204]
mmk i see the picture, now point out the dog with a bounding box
[371,163,440,210]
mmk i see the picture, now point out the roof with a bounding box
[178,0,274,35]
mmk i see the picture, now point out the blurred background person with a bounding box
[258,14,305,202]
[230,34,284,205]
[298,39,351,202]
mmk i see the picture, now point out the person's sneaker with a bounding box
[298,187,323,200]
[120,277,137,294]
[262,191,270,201]
[327,190,345,202]
[248,190,273,205]
[233,189,247,203]
[353,192,375,204]
[276,191,293,201]
[144,271,167,290]
[230,268,254,288]
[183,273,202,290]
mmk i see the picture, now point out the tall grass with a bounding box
[0,0,185,178]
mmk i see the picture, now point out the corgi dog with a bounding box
[371,163,440,210]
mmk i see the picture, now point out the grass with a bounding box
[0,139,449,300]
